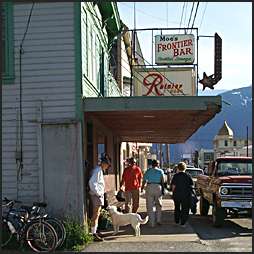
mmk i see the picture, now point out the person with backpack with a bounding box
[171,161,194,227]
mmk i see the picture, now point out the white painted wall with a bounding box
[2,2,76,202]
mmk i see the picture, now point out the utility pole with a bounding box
[165,144,170,166]
[130,2,137,96]
[246,126,249,157]
[159,143,163,167]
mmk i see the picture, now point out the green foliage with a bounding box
[100,208,112,221]
[61,217,93,251]
[98,208,112,230]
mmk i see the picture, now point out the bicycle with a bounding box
[20,201,66,249]
[2,198,58,252]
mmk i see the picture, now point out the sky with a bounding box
[117,2,252,91]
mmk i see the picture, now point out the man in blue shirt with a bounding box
[141,160,164,227]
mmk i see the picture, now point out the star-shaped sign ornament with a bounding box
[199,72,217,91]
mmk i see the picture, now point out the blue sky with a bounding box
[117,2,252,91]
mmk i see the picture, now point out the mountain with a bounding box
[197,89,228,96]
[152,86,252,163]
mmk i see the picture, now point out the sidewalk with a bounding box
[83,193,199,252]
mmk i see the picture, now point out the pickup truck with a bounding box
[196,156,252,227]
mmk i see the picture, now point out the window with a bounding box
[99,48,104,95]
[224,140,228,147]
[1,2,14,83]
[233,140,237,146]
[204,152,214,161]
[81,7,88,76]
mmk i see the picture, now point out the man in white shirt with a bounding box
[88,153,111,241]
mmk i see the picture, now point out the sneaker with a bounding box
[93,233,104,242]
[157,222,162,225]
[180,224,186,228]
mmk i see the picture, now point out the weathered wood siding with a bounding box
[80,2,121,98]
[2,2,76,202]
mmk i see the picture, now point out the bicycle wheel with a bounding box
[45,217,66,248]
[1,221,13,247]
[25,220,58,252]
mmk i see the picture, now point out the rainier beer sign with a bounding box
[133,67,196,96]
[155,34,195,65]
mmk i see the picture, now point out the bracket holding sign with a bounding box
[199,33,222,91]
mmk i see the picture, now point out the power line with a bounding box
[166,2,168,27]
[179,2,186,32]
[17,2,35,186]
[187,2,195,31]
[183,2,189,28]
[120,2,179,25]
[199,2,208,31]
[190,2,200,33]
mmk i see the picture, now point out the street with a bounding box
[189,206,252,252]
[83,194,252,252]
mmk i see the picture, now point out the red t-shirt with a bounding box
[122,165,143,191]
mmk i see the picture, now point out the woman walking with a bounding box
[141,160,164,227]
[171,161,193,226]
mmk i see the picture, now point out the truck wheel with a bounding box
[200,195,209,216]
[212,205,225,227]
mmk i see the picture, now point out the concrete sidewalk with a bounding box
[83,193,200,252]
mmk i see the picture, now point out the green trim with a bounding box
[2,2,14,84]
[111,2,121,31]
[97,2,122,44]
[83,96,222,112]
[74,2,82,120]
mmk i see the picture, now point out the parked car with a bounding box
[185,167,204,190]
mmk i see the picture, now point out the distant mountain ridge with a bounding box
[153,86,252,163]
[197,89,228,96]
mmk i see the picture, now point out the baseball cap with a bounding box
[100,153,111,165]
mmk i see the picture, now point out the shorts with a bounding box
[90,194,104,208]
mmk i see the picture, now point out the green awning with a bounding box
[83,96,222,144]
[97,2,122,41]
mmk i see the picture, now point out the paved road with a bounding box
[83,194,252,252]
[189,203,252,252]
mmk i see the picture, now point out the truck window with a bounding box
[217,162,252,176]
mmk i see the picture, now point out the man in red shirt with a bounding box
[120,157,143,213]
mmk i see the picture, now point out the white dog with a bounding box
[107,205,148,236]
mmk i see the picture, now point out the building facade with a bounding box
[2,2,222,223]
[213,121,252,158]
[2,2,123,222]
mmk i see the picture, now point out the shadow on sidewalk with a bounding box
[100,209,195,241]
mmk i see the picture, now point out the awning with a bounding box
[97,2,122,42]
[83,96,222,143]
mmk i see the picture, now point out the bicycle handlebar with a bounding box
[2,197,22,207]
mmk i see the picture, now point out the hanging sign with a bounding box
[133,67,196,96]
[155,34,195,65]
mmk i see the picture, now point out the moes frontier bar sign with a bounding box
[155,34,195,65]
